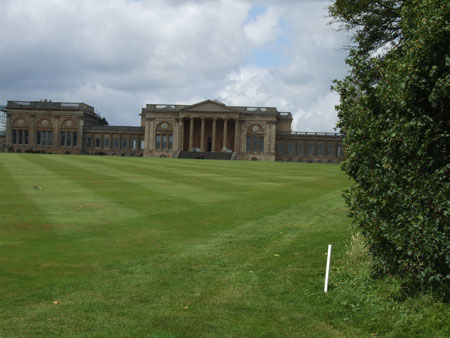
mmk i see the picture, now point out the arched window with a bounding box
[36,118,53,146]
[155,122,173,152]
[12,118,30,146]
[60,119,78,147]
[246,124,264,154]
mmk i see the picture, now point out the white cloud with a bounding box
[244,7,282,47]
[0,0,348,131]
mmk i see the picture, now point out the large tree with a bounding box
[330,0,449,295]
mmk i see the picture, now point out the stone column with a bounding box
[30,115,36,149]
[144,118,150,150]
[5,113,11,147]
[148,118,155,151]
[222,118,228,151]
[212,118,217,152]
[234,119,239,152]
[79,119,84,151]
[179,118,184,151]
[189,117,194,151]
[200,118,205,151]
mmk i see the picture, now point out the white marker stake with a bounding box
[324,244,332,293]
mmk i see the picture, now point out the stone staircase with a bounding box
[177,151,233,160]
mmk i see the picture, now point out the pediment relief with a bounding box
[183,100,236,113]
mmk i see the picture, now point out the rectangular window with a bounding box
[113,138,119,149]
[168,135,173,150]
[162,134,167,150]
[104,138,109,148]
[122,136,127,150]
[37,131,41,145]
[67,132,72,146]
[337,144,343,157]
[288,143,294,155]
[73,132,77,147]
[42,131,47,146]
[18,130,23,144]
[131,139,136,150]
[12,130,17,144]
[140,139,145,149]
[259,136,264,153]
[318,143,323,156]
[246,136,251,152]
[95,138,100,148]
[308,143,314,156]
[327,144,333,156]
[156,133,161,150]
[60,131,65,146]
[278,144,284,155]
[253,136,258,152]
[48,131,53,146]
[24,130,29,145]
[298,143,303,155]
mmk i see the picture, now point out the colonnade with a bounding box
[182,116,240,152]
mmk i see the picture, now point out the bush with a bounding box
[331,0,450,295]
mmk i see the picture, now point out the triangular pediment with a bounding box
[183,100,236,113]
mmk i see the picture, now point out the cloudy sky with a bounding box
[0,0,349,131]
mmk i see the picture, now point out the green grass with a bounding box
[0,154,448,337]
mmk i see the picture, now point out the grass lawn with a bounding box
[0,154,447,337]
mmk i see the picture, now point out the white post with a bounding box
[324,244,332,293]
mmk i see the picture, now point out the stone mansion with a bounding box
[1,99,343,162]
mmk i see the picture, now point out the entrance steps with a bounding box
[178,151,232,160]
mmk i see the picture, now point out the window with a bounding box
[246,125,264,154]
[168,135,173,150]
[288,143,294,155]
[278,143,284,155]
[60,132,65,146]
[318,143,323,156]
[297,143,304,155]
[95,138,100,148]
[140,140,145,149]
[60,131,76,147]
[337,144,343,157]
[162,134,167,150]
[86,136,92,148]
[131,138,137,150]
[113,137,119,149]
[327,144,334,156]
[104,138,109,148]
[155,122,173,152]
[121,136,128,150]
[12,129,29,145]
[35,130,52,146]
[156,133,161,150]
[308,143,314,156]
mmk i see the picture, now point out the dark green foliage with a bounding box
[330,0,450,295]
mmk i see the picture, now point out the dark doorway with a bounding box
[207,137,212,152]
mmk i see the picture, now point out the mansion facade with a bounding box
[1,99,343,162]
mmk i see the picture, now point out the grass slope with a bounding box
[0,154,349,337]
[1,154,447,337]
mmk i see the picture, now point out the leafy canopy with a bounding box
[330,0,450,296]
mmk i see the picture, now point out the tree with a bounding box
[330,0,450,295]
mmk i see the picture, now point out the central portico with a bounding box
[141,99,289,161]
